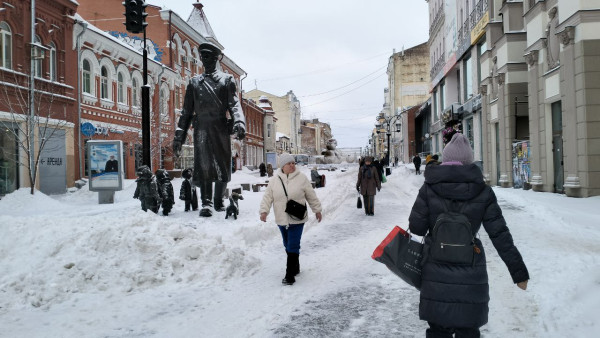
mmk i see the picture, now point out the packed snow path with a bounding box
[0,165,598,337]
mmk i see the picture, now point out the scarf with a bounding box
[362,165,372,179]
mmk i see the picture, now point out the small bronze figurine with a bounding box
[155,169,175,216]
[133,165,161,213]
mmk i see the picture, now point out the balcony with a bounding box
[429,6,445,35]
[430,54,446,79]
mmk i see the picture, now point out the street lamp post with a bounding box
[375,113,401,166]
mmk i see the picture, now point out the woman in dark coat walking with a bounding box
[356,156,381,216]
[409,133,529,337]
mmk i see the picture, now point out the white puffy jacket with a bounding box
[259,169,322,226]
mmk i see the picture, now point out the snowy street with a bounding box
[0,164,598,337]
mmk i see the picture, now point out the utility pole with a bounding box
[123,0,149,167]
[29,0,36,185]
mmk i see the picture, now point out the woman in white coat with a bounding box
[260,154,323,285]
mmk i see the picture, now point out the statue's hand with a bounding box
[173,139,182,157]
[232,122,246,140]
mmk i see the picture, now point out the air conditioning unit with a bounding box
[191,58,199,65]
[31,44,46,60]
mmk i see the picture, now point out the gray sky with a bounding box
[153,0,429,149]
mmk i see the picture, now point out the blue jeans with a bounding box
[278,224,304,254]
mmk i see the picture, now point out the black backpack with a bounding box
[429,194,477,265]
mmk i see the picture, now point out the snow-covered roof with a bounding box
[187,3,218,45]
[276,132,289,141]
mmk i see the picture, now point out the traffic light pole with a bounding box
[141,25,151,169]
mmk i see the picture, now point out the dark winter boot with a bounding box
[213,181,227,212]
[282,254,296,285]
[287,252,300,276]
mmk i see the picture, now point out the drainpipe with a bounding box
[157,64,166,168]
[168,11,173,69]
[75,19,88,179]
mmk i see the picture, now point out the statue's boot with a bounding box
[213,181,227,212]
[199,181,213,217]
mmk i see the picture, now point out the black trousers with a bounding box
[362,194,375,214]
[426,322,480,338]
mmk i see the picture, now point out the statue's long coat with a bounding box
[175,72,245,185]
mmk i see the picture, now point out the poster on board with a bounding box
[512,141,531,190]
[87,140,123,191]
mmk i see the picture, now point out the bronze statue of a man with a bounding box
[173,42,246,217]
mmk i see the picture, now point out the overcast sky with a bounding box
[152,0,429,149]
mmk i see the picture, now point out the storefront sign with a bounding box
[471,11,489,44]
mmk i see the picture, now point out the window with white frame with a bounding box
[33,35,42,78]
[117,72,125,104]
[49,42,56,81]
[0,22,11,69]
[464,55,473,101]
[132,77,139,106]
[101,66,108,99]
[82,59,91,94]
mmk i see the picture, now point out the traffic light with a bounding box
[123,0,147,34]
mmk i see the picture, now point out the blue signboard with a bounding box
[81,122,95,137]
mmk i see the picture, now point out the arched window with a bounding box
[33,35,43,78]
[82,59,91,94]
[49,42,57,81]
[101,66,108,99]
[0,22,12,69]
[117,72,125,103]
[132,78,139,106]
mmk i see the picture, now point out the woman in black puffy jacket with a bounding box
[409,133,529,337]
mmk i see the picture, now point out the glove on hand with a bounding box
[232,122,246,140]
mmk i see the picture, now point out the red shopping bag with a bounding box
[372,226,423,290]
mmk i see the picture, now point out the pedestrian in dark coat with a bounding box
[155,169,175,216]
[408,133,529,336]
[413,154,422,175]
[179,168,198,212]
[259,162,267,177]
[356,156,381,215]
[133,165,161,213]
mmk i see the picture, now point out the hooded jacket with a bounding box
[408,163,529,328]
[259,169,322,226]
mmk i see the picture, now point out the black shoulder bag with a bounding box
[278,176,307,220]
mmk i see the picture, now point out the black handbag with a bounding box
[278,176,307,220]
[357,194,362,209]
[372,226,423,290]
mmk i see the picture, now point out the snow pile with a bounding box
[0,164,599,337]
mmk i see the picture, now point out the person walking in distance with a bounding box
[259,154,323,285]
[413,154,422,175]
[172,42,246,217]
[408,133,529,337]
[356,156,381,216]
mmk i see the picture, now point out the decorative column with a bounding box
[524,50,544,190]
[557,26,582,197]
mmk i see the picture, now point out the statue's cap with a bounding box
[199,42,222,55]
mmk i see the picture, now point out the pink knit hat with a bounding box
[442,133,473,165]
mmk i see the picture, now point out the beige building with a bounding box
[385,42,430,163]
[426,0,600,197]
[244,89,302,154]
